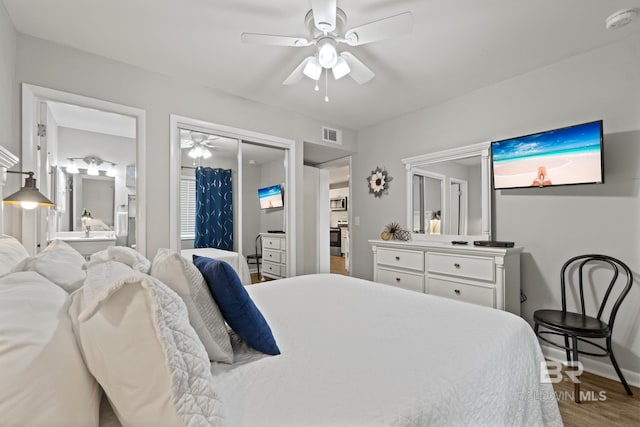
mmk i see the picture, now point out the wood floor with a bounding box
[552,368,640,426]
[330,255,349,276]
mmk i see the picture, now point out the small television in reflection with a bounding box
[491,120,604,190]
[258,185,283,209]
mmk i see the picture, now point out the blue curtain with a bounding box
[195,167,233,250]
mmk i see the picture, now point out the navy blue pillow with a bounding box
[192,255,280,355]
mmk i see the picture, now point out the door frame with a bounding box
[169,114,297,277]
[21,84,146,255]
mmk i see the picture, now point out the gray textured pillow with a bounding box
[151,248,233,363]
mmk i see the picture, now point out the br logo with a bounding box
[540,360,582,384]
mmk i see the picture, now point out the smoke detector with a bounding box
[605,8,638,30]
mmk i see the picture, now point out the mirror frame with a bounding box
[401,141,491,242]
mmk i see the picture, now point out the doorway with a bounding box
[318,157,351,276]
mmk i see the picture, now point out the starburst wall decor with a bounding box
[367,166,392,197]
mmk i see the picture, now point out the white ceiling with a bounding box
[48,101,136,139]
[5,1,640,132]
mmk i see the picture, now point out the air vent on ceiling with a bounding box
[322,126,342,144]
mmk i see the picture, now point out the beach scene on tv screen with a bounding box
[492,122,602,189]
[259,186,283,208]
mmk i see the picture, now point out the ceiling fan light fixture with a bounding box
[332,56,351,80]
[188,146,203,159]
[303,57,322,80]
[317,38,338,68]
[202,147,212,159]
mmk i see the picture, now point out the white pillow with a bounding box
[21,239,86,292]
[0,234,29,277]
[69,260,224,427]
[0,271,101,427]
[89,245,151,273]
[151,248,233,363]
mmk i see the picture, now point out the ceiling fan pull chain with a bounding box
[324,69,329,102]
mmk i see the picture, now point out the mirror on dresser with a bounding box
[402,141,492,241]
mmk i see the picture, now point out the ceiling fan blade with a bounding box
[340,52,374,84]
[241,32,311,47]
[311,0,337,32]
[283,56,315,85]
[344,12,412,46]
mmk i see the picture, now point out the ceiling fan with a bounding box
[241,0,412,91]
[180,131,218,159]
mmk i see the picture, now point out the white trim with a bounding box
[169,114,297,277]
[21,84,147,256]
[541,344,640,388]
[0,146,19,234]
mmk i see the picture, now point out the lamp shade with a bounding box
[3,172,54,209]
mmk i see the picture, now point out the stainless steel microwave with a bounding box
[330,197,347,211]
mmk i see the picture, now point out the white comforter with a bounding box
[181,248,252,285]
[211,274,562,426]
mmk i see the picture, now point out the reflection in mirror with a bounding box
[179,129,239,251]
[402,142,491,241]
[412,172,443,234]
[46,101,137,248]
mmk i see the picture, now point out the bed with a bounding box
[181,247,252,285]
[0,235,561,426]
[213,274,562,426]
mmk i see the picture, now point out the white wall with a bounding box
[0,3,18,234]
[303,165,319,274]
[11,34,356,272]
[351,34,640,377]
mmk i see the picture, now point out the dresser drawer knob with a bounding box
[454,289,461,295]
[454,263,461,269]
[395,277,401,282]
[395,256,400,261]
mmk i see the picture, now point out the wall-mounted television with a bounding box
[258,184,284,209]
[491,120,604,190]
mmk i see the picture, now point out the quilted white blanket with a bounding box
[211,274,562,426]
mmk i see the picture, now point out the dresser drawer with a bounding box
[263,249,281,263]
[262,261,283,277]
[377,268,424,293]
[427,253,494,281]
[263,237,282,250]
[428,278,495,308]
[377,248,424,271]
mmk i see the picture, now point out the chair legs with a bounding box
[571,336,581,403]
[607,337,633,396]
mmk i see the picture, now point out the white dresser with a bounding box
[370,240,521,315]
[260,232,287,279]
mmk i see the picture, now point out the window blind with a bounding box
[180,177,196,239]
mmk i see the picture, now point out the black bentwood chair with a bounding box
[246,234,262,279]
[534,254,634,403]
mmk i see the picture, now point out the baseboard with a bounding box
[541,344,640,388]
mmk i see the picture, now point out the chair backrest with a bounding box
[255,234,262,256]
[560,254,633,330]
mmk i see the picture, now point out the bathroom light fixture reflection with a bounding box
[66,159,79,174]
